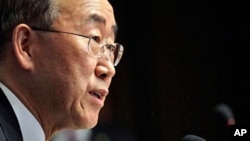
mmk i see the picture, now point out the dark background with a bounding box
[105,1,249,141]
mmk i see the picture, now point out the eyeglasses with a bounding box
[30,27,124,66]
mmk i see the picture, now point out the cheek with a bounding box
[53,42,96,82]
[33,39,95,104]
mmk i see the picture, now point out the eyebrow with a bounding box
[86,14,118,38]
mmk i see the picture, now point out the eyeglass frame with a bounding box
[29,26,124,66]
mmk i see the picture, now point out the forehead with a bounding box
[55,0,116,27]
[58,0,113,12]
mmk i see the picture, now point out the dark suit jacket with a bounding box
[0,89,23,141]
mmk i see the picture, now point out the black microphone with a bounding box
[182,135,206,141]
[215,103,235,127]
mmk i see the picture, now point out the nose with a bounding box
[95,58,116,84]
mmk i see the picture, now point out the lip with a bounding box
[88,89,109,106]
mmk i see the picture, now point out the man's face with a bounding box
[32,0,117,129]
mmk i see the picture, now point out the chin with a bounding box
[73,101,101,129]
[87,121,98,129]
[84,116,99,128]
[74,113,99,129]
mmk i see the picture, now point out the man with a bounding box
[0,0,123,141]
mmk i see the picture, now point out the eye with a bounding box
[106,44,116,52]
[91,36,101,43]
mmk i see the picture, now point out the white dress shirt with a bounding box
[0,82,45,141]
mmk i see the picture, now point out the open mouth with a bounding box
[89,91,102,99]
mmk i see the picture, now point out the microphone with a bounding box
[182,135,206,141]
[215,103,235,127]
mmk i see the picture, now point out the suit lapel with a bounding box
[0,89,23,141]
[0,125,7,141]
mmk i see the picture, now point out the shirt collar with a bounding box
[0,82,45,141]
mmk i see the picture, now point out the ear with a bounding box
[12,24,35,70]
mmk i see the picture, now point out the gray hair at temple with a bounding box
[0,0,59,60]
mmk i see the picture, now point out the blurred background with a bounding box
[53,0,249,141]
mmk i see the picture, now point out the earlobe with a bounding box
[12,24,34,70]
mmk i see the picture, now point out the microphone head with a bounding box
[215,103,235,126]
[182,135,206,141]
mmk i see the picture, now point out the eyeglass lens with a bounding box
[89,39,123,66]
